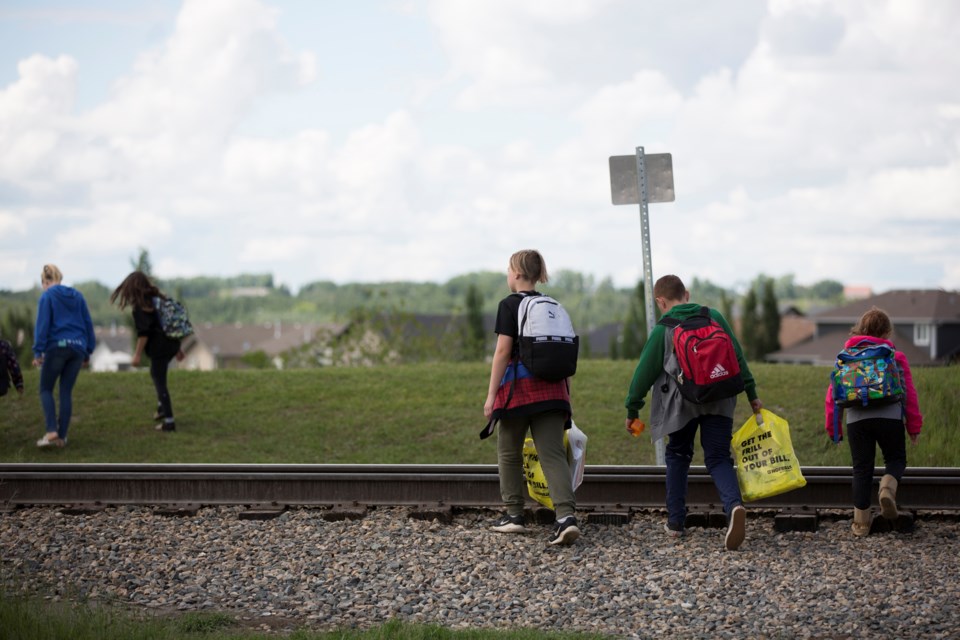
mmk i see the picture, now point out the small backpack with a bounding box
[659,306,744,404]
[516,293,579,382]
[830,341,904,408]
[829,340,904,442]
[153,296,194,340]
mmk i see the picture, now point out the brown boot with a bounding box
[879,474,898,520]
[851,507,872,537]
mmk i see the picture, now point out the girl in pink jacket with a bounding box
[824,306,922,536]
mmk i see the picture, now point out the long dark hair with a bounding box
[110,271,162,311]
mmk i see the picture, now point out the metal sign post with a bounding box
[609,147,675,465]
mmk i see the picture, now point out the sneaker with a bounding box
[36,434,64,448]
[548,516,580,546]
[725,504,746,551]
[664,521,684,538]
[491,513,526,533]
[155,421,176,432]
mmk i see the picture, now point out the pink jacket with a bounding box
[823,335,923,440]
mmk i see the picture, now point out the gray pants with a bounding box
[497,410,575,520]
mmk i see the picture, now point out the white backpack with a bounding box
[516,293,579,381]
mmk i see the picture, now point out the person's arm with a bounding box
[131,336,148,368]
[624,325,666,420]
[32,294,51,366]
[81,297,96,359]
[9,348,24,394]
[897,352,922,442]
[484,334,513,419]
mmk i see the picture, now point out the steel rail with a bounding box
[1,464,958,511]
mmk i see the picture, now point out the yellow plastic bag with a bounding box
[731,409,806,502]
[522,423,587,509]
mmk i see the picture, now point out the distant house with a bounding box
[766,289,960,366]
[183,321,348,370]
[90,324,134,372]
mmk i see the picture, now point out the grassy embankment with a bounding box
[2,361,957,638]
[2,361,958,466]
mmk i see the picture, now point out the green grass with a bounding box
[3,362,958,639]
[0,594,606,640]
[2,361,958,466]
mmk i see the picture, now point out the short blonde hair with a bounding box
[508,250,548,284]
[41,264,63,285]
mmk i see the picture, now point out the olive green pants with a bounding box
[497,410,575,520]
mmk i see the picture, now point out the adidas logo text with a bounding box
[709,363,728,379]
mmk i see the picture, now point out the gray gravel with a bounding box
[2,505,959,639]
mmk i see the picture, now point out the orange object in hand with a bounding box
[628,418,646,437]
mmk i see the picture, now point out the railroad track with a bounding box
[1,464,958,512]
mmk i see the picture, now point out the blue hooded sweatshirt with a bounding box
[33,284,96,359]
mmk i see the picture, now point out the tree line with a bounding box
[0,252,843,366]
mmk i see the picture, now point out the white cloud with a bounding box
[0,0,957,296]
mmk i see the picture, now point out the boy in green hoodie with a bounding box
[624,275,762,550]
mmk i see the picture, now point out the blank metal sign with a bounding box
[609,153,675,205]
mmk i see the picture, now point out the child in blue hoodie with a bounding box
[32,264,96,447]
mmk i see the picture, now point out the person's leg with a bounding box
[665,418,698,528]
[699,414,741,515]
[874,418,907,481]
[529,410,575,520]
[55,349,85,441]
[874,417,907,519]
[700,413,746,550]
[846,420,876,510]
[150,353,175,427]
[38,348,67,435]
[496,415,529,517]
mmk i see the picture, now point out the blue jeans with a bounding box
[665,414,742,526]
[39,346,85,440]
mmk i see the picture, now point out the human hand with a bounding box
[131,354,141,367]
[32,357,42,368]
[483,397,494,419]
[176,349,185,362]
[626,418,645,437]
[909,433,920,445]
[750,399,763,413]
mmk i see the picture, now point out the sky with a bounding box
[1,0,958,295]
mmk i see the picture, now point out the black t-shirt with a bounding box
[133,306,181,359]
[494,291,540,358]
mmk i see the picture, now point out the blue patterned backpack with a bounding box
[153,296,194,340]
[829,340,904,442]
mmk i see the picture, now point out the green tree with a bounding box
[810,279,844,300]
[739,288,760,361]
[619,281,647,360]
[759,279,781,358]
[720,290,733,326]
[463,284,486,361]
[131,247,153,276]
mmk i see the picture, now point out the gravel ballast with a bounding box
[2,505,958,639]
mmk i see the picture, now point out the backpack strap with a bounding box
[658,316,680,328]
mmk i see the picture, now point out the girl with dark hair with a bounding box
[110,271,184,432]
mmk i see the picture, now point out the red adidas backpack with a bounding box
[659,306,744,404]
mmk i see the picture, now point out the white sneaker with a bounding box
[36,434,64,448]
[725,505,746,551]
